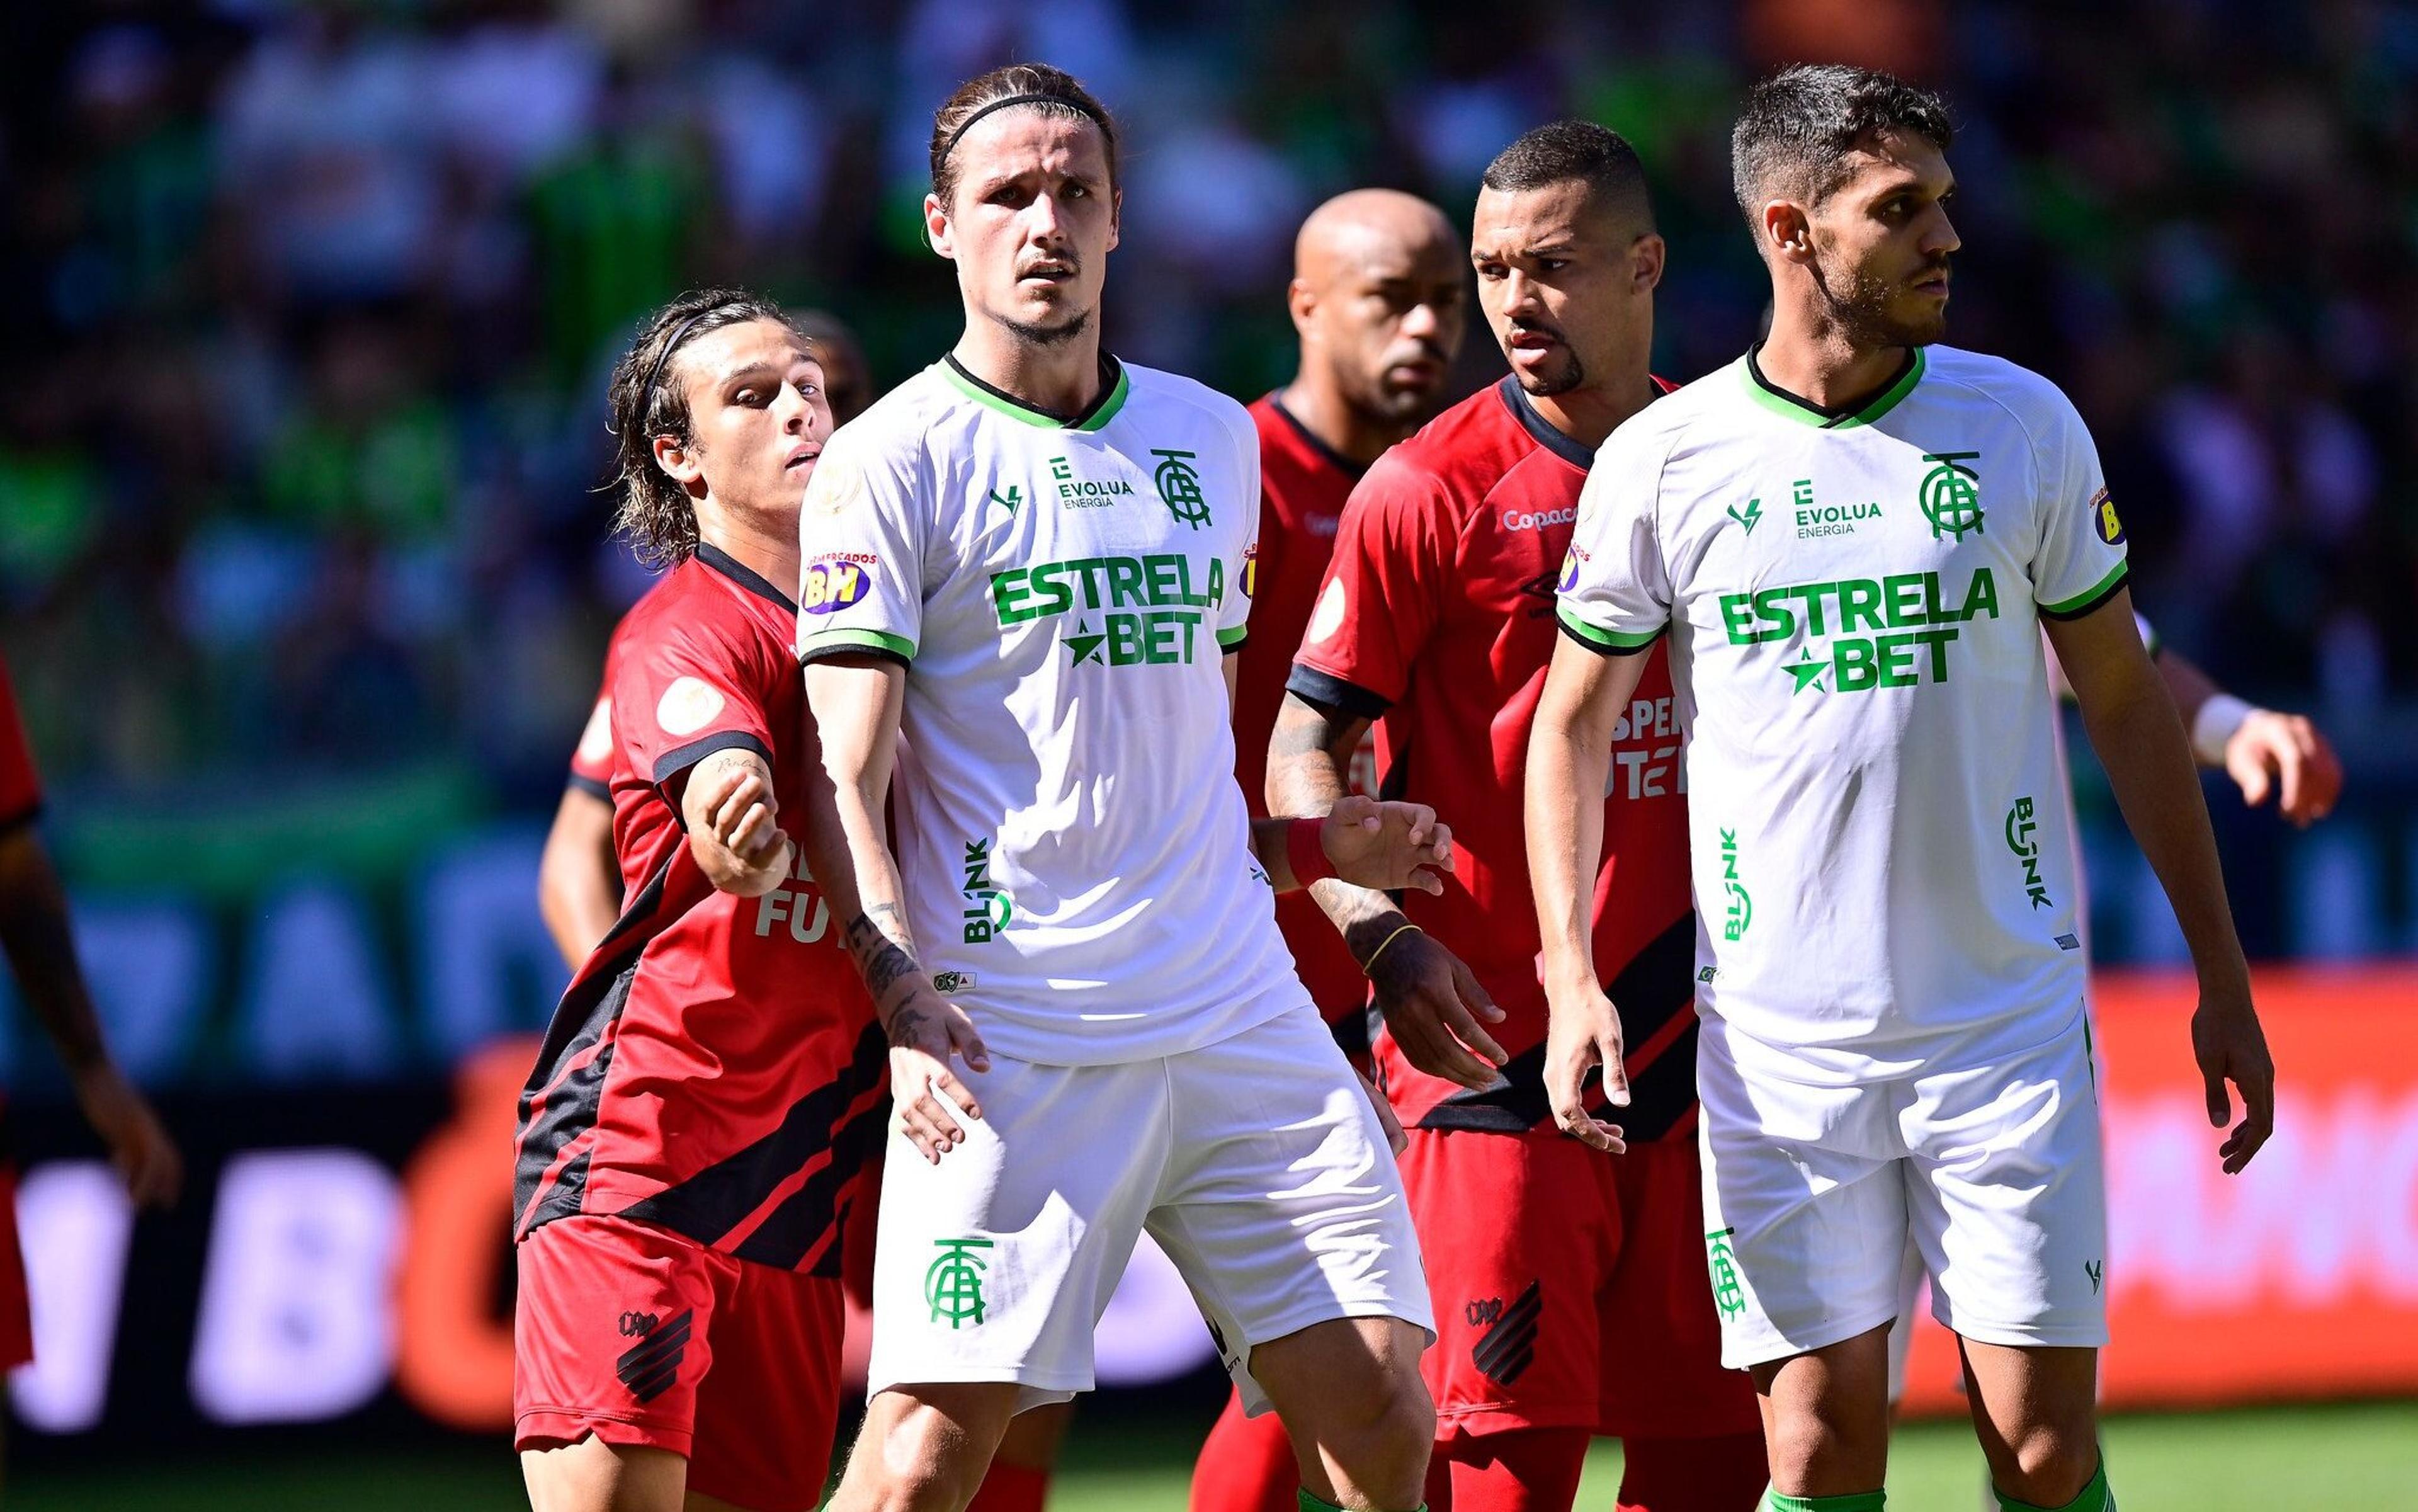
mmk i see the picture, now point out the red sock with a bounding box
[1188,1387,1302,1512]
[1615,1432,1769,1512]
[967,1459,1051,1512]
[1427,1428,1590,1512]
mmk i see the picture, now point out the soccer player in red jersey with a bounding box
[1271,123,1767,1512]
[539,309,877,970]
[514,288,880,1512]
[1192,186,1468,1512]
[0,652,182,1437]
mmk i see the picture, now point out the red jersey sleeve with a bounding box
[0,655,43,828]
[565,675,616,799]
[1285,450,1457,717]
[612,615,781,802]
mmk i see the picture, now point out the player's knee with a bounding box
[1761,1403,1882,1494]
[1994,1421,2099,1508]
[1317,1368,1436,1507]
[839,1398,1008,1512]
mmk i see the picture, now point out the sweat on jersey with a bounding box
[1556,346,2130,1084]
[795,355,1304,1067]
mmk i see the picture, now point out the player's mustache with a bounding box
[1018,253,1079,277]
[1507,319,1567,344]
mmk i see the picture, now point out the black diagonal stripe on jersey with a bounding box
[617,1018,887,1249]
[728,1026,892,1271]
[1471,1281,1543,1384]
[513,861,670,1234]
[1416,912,1698,1136]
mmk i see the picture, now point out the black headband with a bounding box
[633,312,710,430]
[939,92,1111,166]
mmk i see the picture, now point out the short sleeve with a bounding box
[1217,414,1259,651]
[795,427,925,666]
[1555,421,1672,656]
[1285,451,1455,717]
[566,680,615,798]
[0,655,43,828]
[2029,392,2130,620]
[614,617,778,798]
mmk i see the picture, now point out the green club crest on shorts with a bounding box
[1705,1227,1746,1321]
[926,1237,994,1327]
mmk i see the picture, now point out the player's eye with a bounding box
[735,389,763,406]
[1475,262,1504,280]
[1539,258,1570,272]
[1064,181,1089,199]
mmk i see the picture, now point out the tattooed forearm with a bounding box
[844,909,922,1009]
[883,998,933,1049]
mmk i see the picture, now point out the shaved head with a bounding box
[1285,189,1467,455]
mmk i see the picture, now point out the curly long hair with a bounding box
[604,288,802,567]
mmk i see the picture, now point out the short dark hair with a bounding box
[1480,120,1655,230]
[929,62,1120,209]
[605,288,803,567]
[1730,64,1954,230]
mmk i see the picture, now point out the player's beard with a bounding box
[998,302,1093,348]
[1508,334,1587,397]
[1812,244,1950,350]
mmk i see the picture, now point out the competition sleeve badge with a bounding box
[800,554,875,615]
[2090,487,2125,545]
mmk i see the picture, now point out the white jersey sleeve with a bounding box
[2027,392,2130,621]
[1556,416,1675,654]
[1218,410,1259,651]
[796,424,933,664]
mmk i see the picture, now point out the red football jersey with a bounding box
[1239,395,1376,1026]
[1287,377,1696,1139]
[0,656,40,829]
[515,544,883,1273]
[565,637,624,801]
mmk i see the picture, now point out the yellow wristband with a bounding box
[1360,922,1423,977]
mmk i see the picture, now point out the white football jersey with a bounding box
[1558,345,2131,1083]
[798,355,1303,1066]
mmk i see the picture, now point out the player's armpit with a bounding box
[678,747,792,897]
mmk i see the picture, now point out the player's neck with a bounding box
[695,505,799,603]
[954,313,1106,420]
[1278,377,1399,467]
[1523,369,1656,452]
[1757,302,1910,414]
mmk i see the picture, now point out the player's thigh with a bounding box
[686,1266,848,1512]
[514,1217,724,1487]
[522,1437,690,1512]
[1696,1024,1905,1372]
[1956,1339,2099,1499]
[866,1053,1168,1405]
[1148,1008,1433,1414]
[1595,1137,1761,1443]
[1905,1016,2108,1353]
[1245,1313,1433,1448]
[1399,1127,1616,1440]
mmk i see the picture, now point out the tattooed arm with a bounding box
[802,656,990,1162]
[678,747,794,897]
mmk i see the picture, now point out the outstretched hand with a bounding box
[1321,795,1455,895]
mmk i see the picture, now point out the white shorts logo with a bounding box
[656,678,725,737]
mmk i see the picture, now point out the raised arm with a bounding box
[802,655,990,1163]
[2045,589,2272,1173]
[1525,634,1650,1152]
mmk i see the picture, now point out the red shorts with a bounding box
[0,1165,30,1370]
[1401,1128,1759,1443]
[515,1214,843,1512]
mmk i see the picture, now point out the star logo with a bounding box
[1065,622,1106,664]
[1786,651,1828,694]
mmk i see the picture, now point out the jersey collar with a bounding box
[1268,394,1369,481]
[1740,343,1926,429]
[696,541,797,613]
[1496,377,1597,470]
[940,352,1130,432]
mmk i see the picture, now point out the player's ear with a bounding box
[922,191,953,259]
[1286,276,1317,338]
[1632,233,1667,295]
[652,432,704,490]
[1762,200,1812,266]
[1104,186,1121,253]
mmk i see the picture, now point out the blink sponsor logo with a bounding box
[1719,830,1751,943]
[2005,795,2053,911]
[962,840,1011,945]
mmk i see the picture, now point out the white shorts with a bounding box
[865,1003,1433,1413]
[1697,1008,2108,1372]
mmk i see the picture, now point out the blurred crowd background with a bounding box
[3,0,2415,948]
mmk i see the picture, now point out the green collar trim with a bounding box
[1739,346,1926,430]
[940,355,1130,432]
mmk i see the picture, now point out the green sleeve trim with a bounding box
[1216,623,1249,649]
[797,627,917,663]
[1555,602,1665,651]
[2039,560,2130,620]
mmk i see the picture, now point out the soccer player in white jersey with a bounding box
[1528,65,2278,1512]
[797,64,1447,1512]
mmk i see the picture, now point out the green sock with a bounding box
[1297,1492,1424,1512]
[1760,1492,1885,1512]
[1994,1460,2111,1512]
